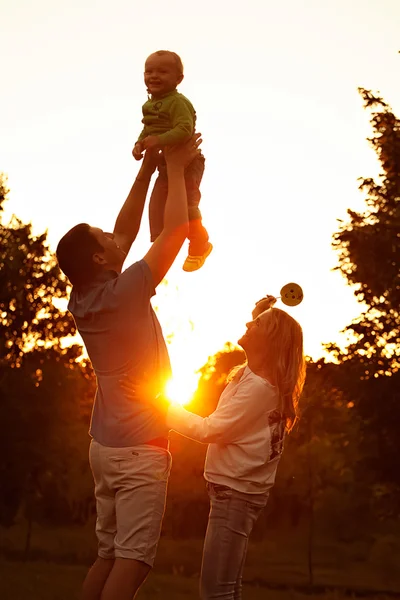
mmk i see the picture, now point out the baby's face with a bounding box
[144,53,182,97]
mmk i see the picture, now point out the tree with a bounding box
[327,89,400,491]
[278,360,361,584]
[190,343,245,416]
[329,88,399,375]
[0,176,74,369]
[0,174,95,530]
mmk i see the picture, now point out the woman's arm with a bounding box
[252,295,277,319]
[167,378,276,444]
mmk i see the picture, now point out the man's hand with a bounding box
[132,142,144,161]
[142,135,161,150]
[164,133,202,170]
[141,133,202,287]
[252,295,277,319]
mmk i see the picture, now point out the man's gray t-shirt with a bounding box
[68,259,171,447]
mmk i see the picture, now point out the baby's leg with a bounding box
[149,161,168,242]
[185,155,209,255]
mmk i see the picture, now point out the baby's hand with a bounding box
[132,142,144,161]
[142,135,161,150]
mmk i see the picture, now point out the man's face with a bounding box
[144,53,182,97]
[89,227,125,271]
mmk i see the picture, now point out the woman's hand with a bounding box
[119,372,170,414]
[252,295,277,319]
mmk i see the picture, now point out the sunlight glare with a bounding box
[165,373,199,407]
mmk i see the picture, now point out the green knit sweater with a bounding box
[137,90,196,146]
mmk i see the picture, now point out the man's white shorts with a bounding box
[89,439,172,567]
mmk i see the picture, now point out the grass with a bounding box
[0,560,398,600]
[1,522,400,599]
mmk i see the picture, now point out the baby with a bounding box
[133,50,212,272]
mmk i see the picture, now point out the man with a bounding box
[56,136,201,600]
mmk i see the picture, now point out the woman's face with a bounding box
[238,310,270,356]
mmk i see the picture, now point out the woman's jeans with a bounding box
[200,482,269,600]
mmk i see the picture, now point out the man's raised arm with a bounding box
[113,150,158,256]
[143,134,202,287]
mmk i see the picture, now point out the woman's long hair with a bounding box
[229,307,306,431]
[265,308,305,430]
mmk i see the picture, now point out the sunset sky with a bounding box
[1,0,399,399]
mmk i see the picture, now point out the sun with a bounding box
[165,372,199,407]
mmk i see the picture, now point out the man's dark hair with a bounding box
[56,223,104,286]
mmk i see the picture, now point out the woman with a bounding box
[165,295,305,600]
[127,295,306,599]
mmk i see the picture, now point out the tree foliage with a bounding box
[190,343,245,416]
[0,175,76,369]
[329,88,399,375]
[0,174,95,527]
[327,89,400,491]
